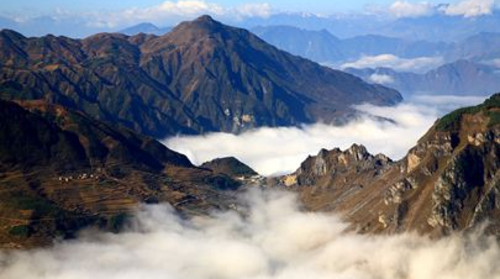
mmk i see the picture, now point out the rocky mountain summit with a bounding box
[0,15,401,138]
[274,93,500,236]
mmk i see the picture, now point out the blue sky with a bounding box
[1,0,498,37]
[1,0,466,15]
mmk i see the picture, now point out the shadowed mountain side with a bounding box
[0,15,402,138]
[0,100,241,248]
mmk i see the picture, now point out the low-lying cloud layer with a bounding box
[1,190,499,279]
[164,95,487,176]
[369,73,395,84]
[341,54,444,73]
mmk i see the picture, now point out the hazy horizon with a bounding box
[1,0,499,38]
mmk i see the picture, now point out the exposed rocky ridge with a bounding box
[0,100,240,248]
[0,15,401,138]
[273,93,500,236]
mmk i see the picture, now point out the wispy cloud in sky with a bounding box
[380,0,498,18]
[87,0,272,28]
[389,1,436,18]
[442,0,495,17]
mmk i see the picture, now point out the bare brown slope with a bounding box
[0,16,401,138]
[0,100,239,248]
[273,93,500,236]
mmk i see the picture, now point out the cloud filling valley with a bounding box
[164,95,487,176]
[1,190,500,279]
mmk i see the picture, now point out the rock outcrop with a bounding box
[275,93,500,236]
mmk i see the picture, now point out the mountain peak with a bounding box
[180,14,222,31]
[194,14,216,23]
[166,14,227,42]
[0,29,25,40]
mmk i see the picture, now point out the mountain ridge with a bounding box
[0,99,240,248]
[0,15,402,138]
[272,93,500,236]
[346,59,500,96]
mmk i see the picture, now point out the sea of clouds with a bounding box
[0,94,496,279]
[164,95,488,176]
[1,189,499,279]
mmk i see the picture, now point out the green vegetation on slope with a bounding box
[436,93,500,131]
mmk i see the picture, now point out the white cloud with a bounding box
[164,95,486,176]
[488,58,500,68]
[86,0,272,28]
[88,0,225,27]
[341,54,444,73]
[236,3,272,18]
[442,0,495,17]
[369,73,395,84]
[389,1,435,18]
[1,189,499,279]
[156,0,226,16]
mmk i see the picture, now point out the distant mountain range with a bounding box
[346,60,500,96]
[0,15,401,138]
[241,12,500,42]
[253,26,500,65]
[119,23,171,36]
[252,26,450,63]
[250,26,500,96]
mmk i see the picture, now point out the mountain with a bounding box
[273,93,500,236]
[251,25,344,62]
[252,26,450,64]
[120,23,171,36]
[252,27,500,73]
[246,12,500,42]
[201,157,258,179]
[346,60,500,96]
[0,100,240,248]
[340,34,450,60]
[0,15,401,138]
[450,32,500,62]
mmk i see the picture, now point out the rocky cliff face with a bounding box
[0,15,401,138]
[274,93,500,236]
